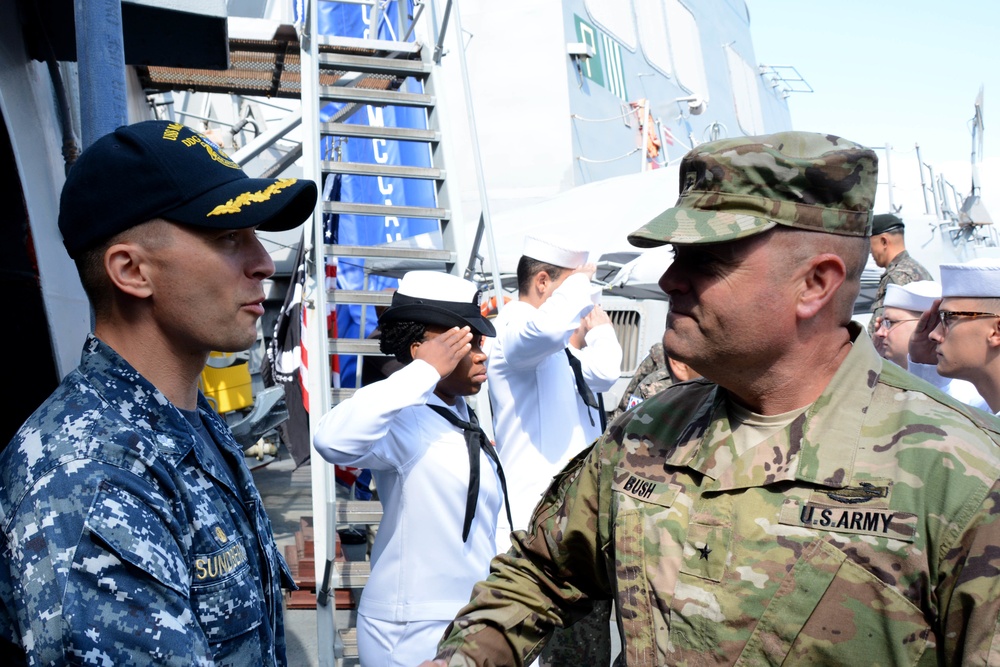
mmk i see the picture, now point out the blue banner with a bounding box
[315,1,439,387]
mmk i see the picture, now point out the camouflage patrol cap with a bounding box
[627,132,878,247]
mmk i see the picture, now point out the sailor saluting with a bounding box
[313,270,510,667]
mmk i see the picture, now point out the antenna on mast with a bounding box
[959,85,993,226]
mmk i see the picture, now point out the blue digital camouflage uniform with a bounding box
[0,335,295,666]
[435,325,1000,666]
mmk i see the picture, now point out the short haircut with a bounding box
[516,255,567,296]
[75,243,110,315]
[74,220,169,318]
[378,320,426,364]
[772,226,869,322]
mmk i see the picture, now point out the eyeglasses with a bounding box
[878,317,919,332]
[937,310,1000,331]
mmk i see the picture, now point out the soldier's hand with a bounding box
[412,326,472,378]
[416,662,448,667]
[569,324,586,350]
[908,299,941,365]
[583,304,611,330]
[572,262,597,280]
[570,305,611,350]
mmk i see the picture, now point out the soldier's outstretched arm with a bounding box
[431,443,612,666]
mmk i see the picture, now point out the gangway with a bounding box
[297,1,491,663]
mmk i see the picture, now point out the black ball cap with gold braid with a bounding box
[59,120,318,258]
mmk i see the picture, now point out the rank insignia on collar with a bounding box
[824,482,890,505]
[697,544,712,560]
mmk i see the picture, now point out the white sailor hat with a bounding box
[941,258,1000,298]
[378,271,495,337]
[522,235,588,269]
[884,281,941,313]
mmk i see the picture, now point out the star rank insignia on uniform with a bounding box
[697,544,712,560]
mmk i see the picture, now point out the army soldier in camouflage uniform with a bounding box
[420,132,1000,666]
[866,212,933,335]
[610,341,700,420]
[0,121,317,665]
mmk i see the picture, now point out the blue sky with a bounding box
[747,0,998,218]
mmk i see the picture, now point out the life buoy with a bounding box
[481,295,512,318]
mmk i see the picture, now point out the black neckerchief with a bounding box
[426,404,513,542]
[565,347,607,431]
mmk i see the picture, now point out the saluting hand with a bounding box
[571,262,598,281]
[416,662,447,667]
[908,298,941,366]
[583,304,611,330]
[412,326,473,378]
[570,304,611,349]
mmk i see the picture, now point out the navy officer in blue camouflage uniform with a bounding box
[0,120,317,666]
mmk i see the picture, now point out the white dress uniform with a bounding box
[906,359,991,412]
[313,359,503,667]
[487,273,622,553]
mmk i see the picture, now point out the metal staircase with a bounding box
[298,2,471,664]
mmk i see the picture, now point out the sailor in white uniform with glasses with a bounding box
[908,258,1000,415]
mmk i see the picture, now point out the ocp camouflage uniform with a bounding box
[867,249,934,334]
[0,335,295,666]
[611,342,672,421]
[436,325,1000,665]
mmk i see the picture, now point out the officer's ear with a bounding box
[105,242,153,300]
[796,252,847,320]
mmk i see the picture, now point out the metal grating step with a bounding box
[321,161,443,180]
[322,201,448,219]
[317,34,422,56]
[337,500,383,525]
[339,627,358,659]
[319,85,434,107]
[329,339,382,355]
[319,52,431,77]
[330,388,357,402]
[327,290,395,306]
[335,560,371,588]
[321,122,439,143]
[324,245,456,262]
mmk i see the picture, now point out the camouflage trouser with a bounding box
[538,599,612,666]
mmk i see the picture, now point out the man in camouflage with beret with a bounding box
[419,132,1000,666]
[866,212,933,335]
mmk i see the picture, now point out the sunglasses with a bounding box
[937,310,1000,331]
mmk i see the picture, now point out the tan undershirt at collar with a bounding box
[726,398,811,457]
